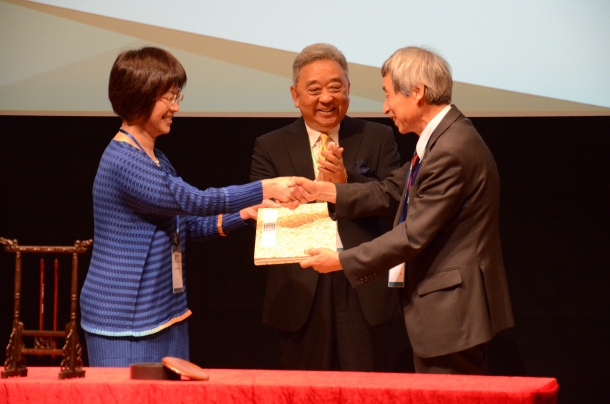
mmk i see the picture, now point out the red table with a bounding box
[0,367,558,404]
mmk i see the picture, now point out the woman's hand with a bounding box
[287,177,337,204]
[239,199,281,221]
[262,177,310,204]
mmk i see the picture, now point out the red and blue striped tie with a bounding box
[399,152,421,223]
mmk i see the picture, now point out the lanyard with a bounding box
[119,128,147,154]
[119,128,180,244]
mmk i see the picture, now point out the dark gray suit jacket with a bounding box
[251,116,401,332]
[335,106,514,357]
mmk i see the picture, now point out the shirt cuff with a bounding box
[220,212,248,235]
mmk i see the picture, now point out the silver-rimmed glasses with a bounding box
[158,93,184,107]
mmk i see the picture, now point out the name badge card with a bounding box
[388,263,405,288]
[172,244,184,293]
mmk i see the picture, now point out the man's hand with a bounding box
[288,177,338,204]
[317,143,348,183]
[287,176,318,201]
[300,248,343,273]
[261,177,306,203]
[240,199,281,220]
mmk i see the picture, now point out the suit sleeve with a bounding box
[340,146,468,286]
[347,125,400,184]
[328,124,401,219]
[333,163,408,220]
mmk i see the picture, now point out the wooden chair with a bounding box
[1,238,92,379]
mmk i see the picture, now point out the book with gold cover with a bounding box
[254,203,337,265]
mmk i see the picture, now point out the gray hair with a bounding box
[293,43,349,86]
[381,46,452,105]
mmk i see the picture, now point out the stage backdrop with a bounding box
[1,0,610,116]
[0,115,609,404]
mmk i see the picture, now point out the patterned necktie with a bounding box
[317,133,331,162]
[398,152,421,223]
[315,133,331,180]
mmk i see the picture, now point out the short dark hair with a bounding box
[108,47,187,124]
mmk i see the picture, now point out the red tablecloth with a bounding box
[0,367,558,404]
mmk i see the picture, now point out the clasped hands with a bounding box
[317,141,347,184]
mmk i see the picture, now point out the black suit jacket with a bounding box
[335,107,514,357]
[251,116,401,332]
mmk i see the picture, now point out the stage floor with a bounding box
[0,367,558,404]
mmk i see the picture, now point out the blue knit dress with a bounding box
[80,140,262,360]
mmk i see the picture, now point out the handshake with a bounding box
[240,142,347,220]
[239,177,338,222]
[261,176,337,208]
[256,142,344,209]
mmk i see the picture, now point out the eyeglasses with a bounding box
[158,93,184,107]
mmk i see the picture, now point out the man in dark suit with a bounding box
[290,46,514,374]
[250,43,402,371]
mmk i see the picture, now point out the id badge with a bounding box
[388,263,405,288]
[172,244,184,293]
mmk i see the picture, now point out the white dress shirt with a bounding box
[416,104,452,160]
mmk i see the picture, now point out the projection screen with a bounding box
[1,0,609,117]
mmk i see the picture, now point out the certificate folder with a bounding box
[254,203,337,265]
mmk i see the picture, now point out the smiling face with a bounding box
[382,74,424,135]
[290,59,350,132]
[141,87,181,138]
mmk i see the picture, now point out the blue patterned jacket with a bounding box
[80,140,262,336]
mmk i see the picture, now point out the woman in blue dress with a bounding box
[80,46,293,366]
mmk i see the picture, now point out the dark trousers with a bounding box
[279,271,393,371]
[413,342,489,374]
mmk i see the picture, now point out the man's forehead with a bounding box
[304,76,344,87]
[298,59,347,81]
[382,74,394,92]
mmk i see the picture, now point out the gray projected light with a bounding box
[1,0,608,116]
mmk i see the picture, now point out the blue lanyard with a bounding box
[119,128,146,153]
[119,128,180,244]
